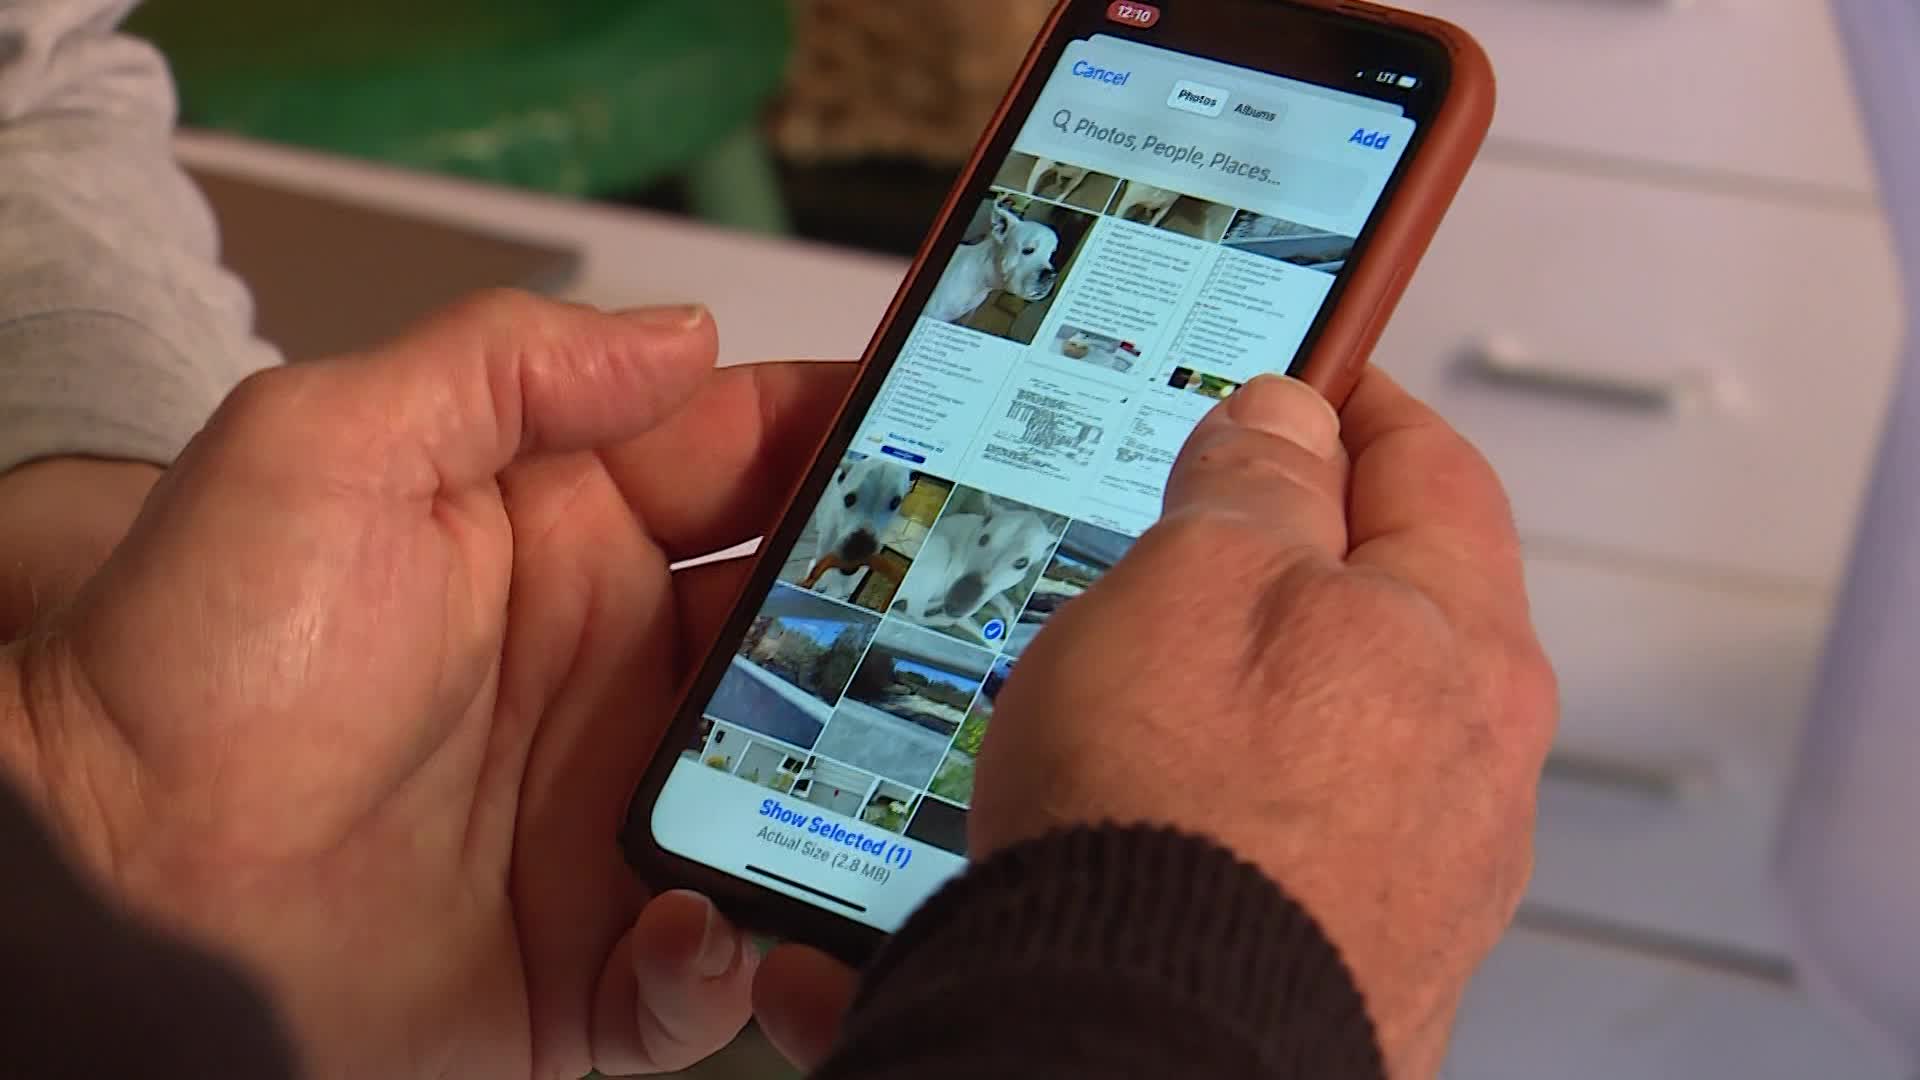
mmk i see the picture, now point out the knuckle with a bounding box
[1239,569,1427,696]
[1458,628,1559,797]
[1180,424,1337,493]
[194,365,349,478]
[455,286,544,324]
[1139,510,1230,558]
[429,288,559,351]
[1437,420,1495,474]
[1260,569,1433,660]
[219,364,289,415]
[211,364,311,437]
[1498,820,1538,922]
[1283,564,1395,615]
[1139,509,1293,578]
[1442,430,1521,526]
[1503,638,1560,756]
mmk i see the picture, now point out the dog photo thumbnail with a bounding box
[1167,365,1242,401]
[706,582,881,751]
[1221,210,1357,274]
[993,151,1121,213]
[928,655,1009,807]
[815,619,997,789]
[930,193,1096,347]
[781,451,954,614]
[1048,323,1141,374]
[1004,520,1135,659]
[1111,180,1236,242]
[890,485,1069,648]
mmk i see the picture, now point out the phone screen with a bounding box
[646,16,1444,932]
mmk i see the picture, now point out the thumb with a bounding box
[752,943,859,1072]
[1160,373,1349,559]
[590,891,757,1075]
[243,292,719,494]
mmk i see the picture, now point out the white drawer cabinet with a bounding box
[1528,554,1821,793]
[1374,158,1903,585]
[1448,927,1910,1079]
[1401,0,1881,196]
[1520,553,1825,960]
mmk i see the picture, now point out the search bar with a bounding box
[1042,106,1367,218]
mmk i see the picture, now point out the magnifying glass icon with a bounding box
[1052,108,1073,133]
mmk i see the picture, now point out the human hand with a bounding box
[975,370,1554,1077]
[1,291,854,1078]
[753,370,1554,1079]
[0,458,160,639]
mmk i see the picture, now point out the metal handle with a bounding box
[1459,337,1737,416]
[1543,748,1709,802]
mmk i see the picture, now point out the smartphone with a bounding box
[623,0,1493,964]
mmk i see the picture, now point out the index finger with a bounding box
[604,360,856,561]
[1340,366,1529,633]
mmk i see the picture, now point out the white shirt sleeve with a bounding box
[0,0,280,475]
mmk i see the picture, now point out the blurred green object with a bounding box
[127,0,793,232]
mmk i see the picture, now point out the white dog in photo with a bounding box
[1025,158,1091,203]
[927,203,1061,325]
[892,497,1061,638]
[801,457,913,602]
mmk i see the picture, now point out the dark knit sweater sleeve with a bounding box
[815,824,1386,1080]
[0,775,301,1080]
[0,766,1379,1079]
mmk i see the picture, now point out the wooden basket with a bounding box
[770,0,1054,164]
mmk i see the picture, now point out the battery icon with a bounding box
[1396,74,1419,88]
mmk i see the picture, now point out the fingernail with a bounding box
[694,897,738,979]
[1224,375,1341,460]
[618,303,709,330]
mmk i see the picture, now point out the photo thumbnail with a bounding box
[1112,180,1235,241]
[707,583,881,749]
[993,150,1122,213]
[929,193,1096,345]
[891,485,1068,648]
[1221,209,1357,273]
[781,450,955,614]
[815,620,996,788]
[1004,520,1135,659]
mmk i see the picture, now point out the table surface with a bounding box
[170,131,1915,1078]
[178,133,912,369]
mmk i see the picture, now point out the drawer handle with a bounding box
[1459,338,1739,416]
[1543,749,1711,802]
